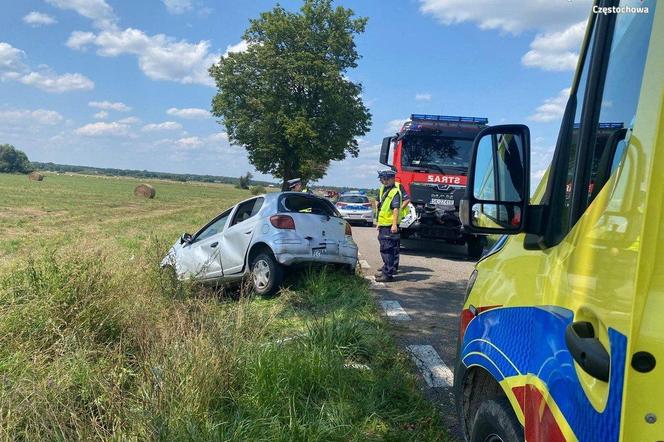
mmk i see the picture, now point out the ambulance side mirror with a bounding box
[460,124,530,234]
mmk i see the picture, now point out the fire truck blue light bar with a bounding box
[572,122,624,129]
[410,114,489,124]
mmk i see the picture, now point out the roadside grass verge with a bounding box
[0,241,446,440]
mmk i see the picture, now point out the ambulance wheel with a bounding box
[469,397,523,442]
[467,236,485,260]
[251,252,283,297]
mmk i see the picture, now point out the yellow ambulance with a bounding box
[456,0,662,440]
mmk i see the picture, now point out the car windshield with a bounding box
[401,135,473,171]
[339,195,369,203]
[280,194,339,216]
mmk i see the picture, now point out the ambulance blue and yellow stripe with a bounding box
[460,306,627,442]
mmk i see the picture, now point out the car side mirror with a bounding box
[180,232,193,244]
[460,124,531,234]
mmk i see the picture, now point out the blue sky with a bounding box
[0,0,593,188]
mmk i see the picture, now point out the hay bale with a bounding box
[28,172,44,181]
[134,183,156,199]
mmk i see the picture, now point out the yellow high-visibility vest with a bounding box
[378,186,402,226]
[379,183,409,220]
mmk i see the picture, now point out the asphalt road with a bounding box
[351,224,476,440]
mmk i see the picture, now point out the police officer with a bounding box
[376,176,410,277]
[287,178,312,193]
[375,170,403,282]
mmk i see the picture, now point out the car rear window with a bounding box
[280,194,339,216]
[339,195,369,203]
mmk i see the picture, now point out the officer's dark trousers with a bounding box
[378,226,400,277]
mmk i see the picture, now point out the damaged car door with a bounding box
[220,197,264,275]
[178,208,231,280]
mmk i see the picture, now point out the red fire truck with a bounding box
[380,114,488,258]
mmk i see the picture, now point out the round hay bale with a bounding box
[134,183,156,199]
[28,172,44,181]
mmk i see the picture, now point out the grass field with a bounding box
[0,173,447,440]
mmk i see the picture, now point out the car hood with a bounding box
[161,240,181,268]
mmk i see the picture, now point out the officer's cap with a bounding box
[287,178,302,189]
[377,169,396,179]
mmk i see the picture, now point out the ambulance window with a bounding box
[610,140,627,175]
[584,0,656,206]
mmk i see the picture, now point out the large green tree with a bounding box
[209,0,371,189]
[0,144,32,174]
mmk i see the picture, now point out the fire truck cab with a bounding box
[380,114,489,258]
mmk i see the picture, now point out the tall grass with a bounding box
[0,241,446,440]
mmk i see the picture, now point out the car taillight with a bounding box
[270,215,295,229]
[336,202,346,208]
[362,203,372,208]
[345,222,352,236]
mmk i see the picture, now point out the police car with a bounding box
[335,191,374,226]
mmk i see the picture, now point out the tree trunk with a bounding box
[281,147,299,191]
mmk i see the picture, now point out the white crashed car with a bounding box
[161,192,358,296]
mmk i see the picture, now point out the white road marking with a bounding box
[344,362,371,370]
[359,259,370,269]
[379,300,411,321]
[364,275,385,288]
[407,345,454,388]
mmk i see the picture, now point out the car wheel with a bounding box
[251,252,283,297]
[467,236,485,260]
[469,397,523,442]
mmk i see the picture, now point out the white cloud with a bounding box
[521,21,586,71]
[223,40,249,57]
[19,71,94,93]
[528,88,570,122]
[66,31,96,50]
[0,43,27,79]
[384,118,407,134]
[88,100,131,111]
[0,42,93,92]
[207,132,229,142]
[57,0,220,86]
[163,0,193,15]
[75,121,131,136]
[415,93,432,101]
[166,107,210,119]
[23,11,57,27]
[0,109,64,125]
[419,0,591,33]
[419,0,591,71]
[142,121,182,131]
[176,136,203,149]
[45,0,117,29]
[67,27,219,86]
[117,116,140,125]
[93,110,109,119]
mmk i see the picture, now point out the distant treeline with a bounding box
[32,162,276,186]
[31,161,376,194]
